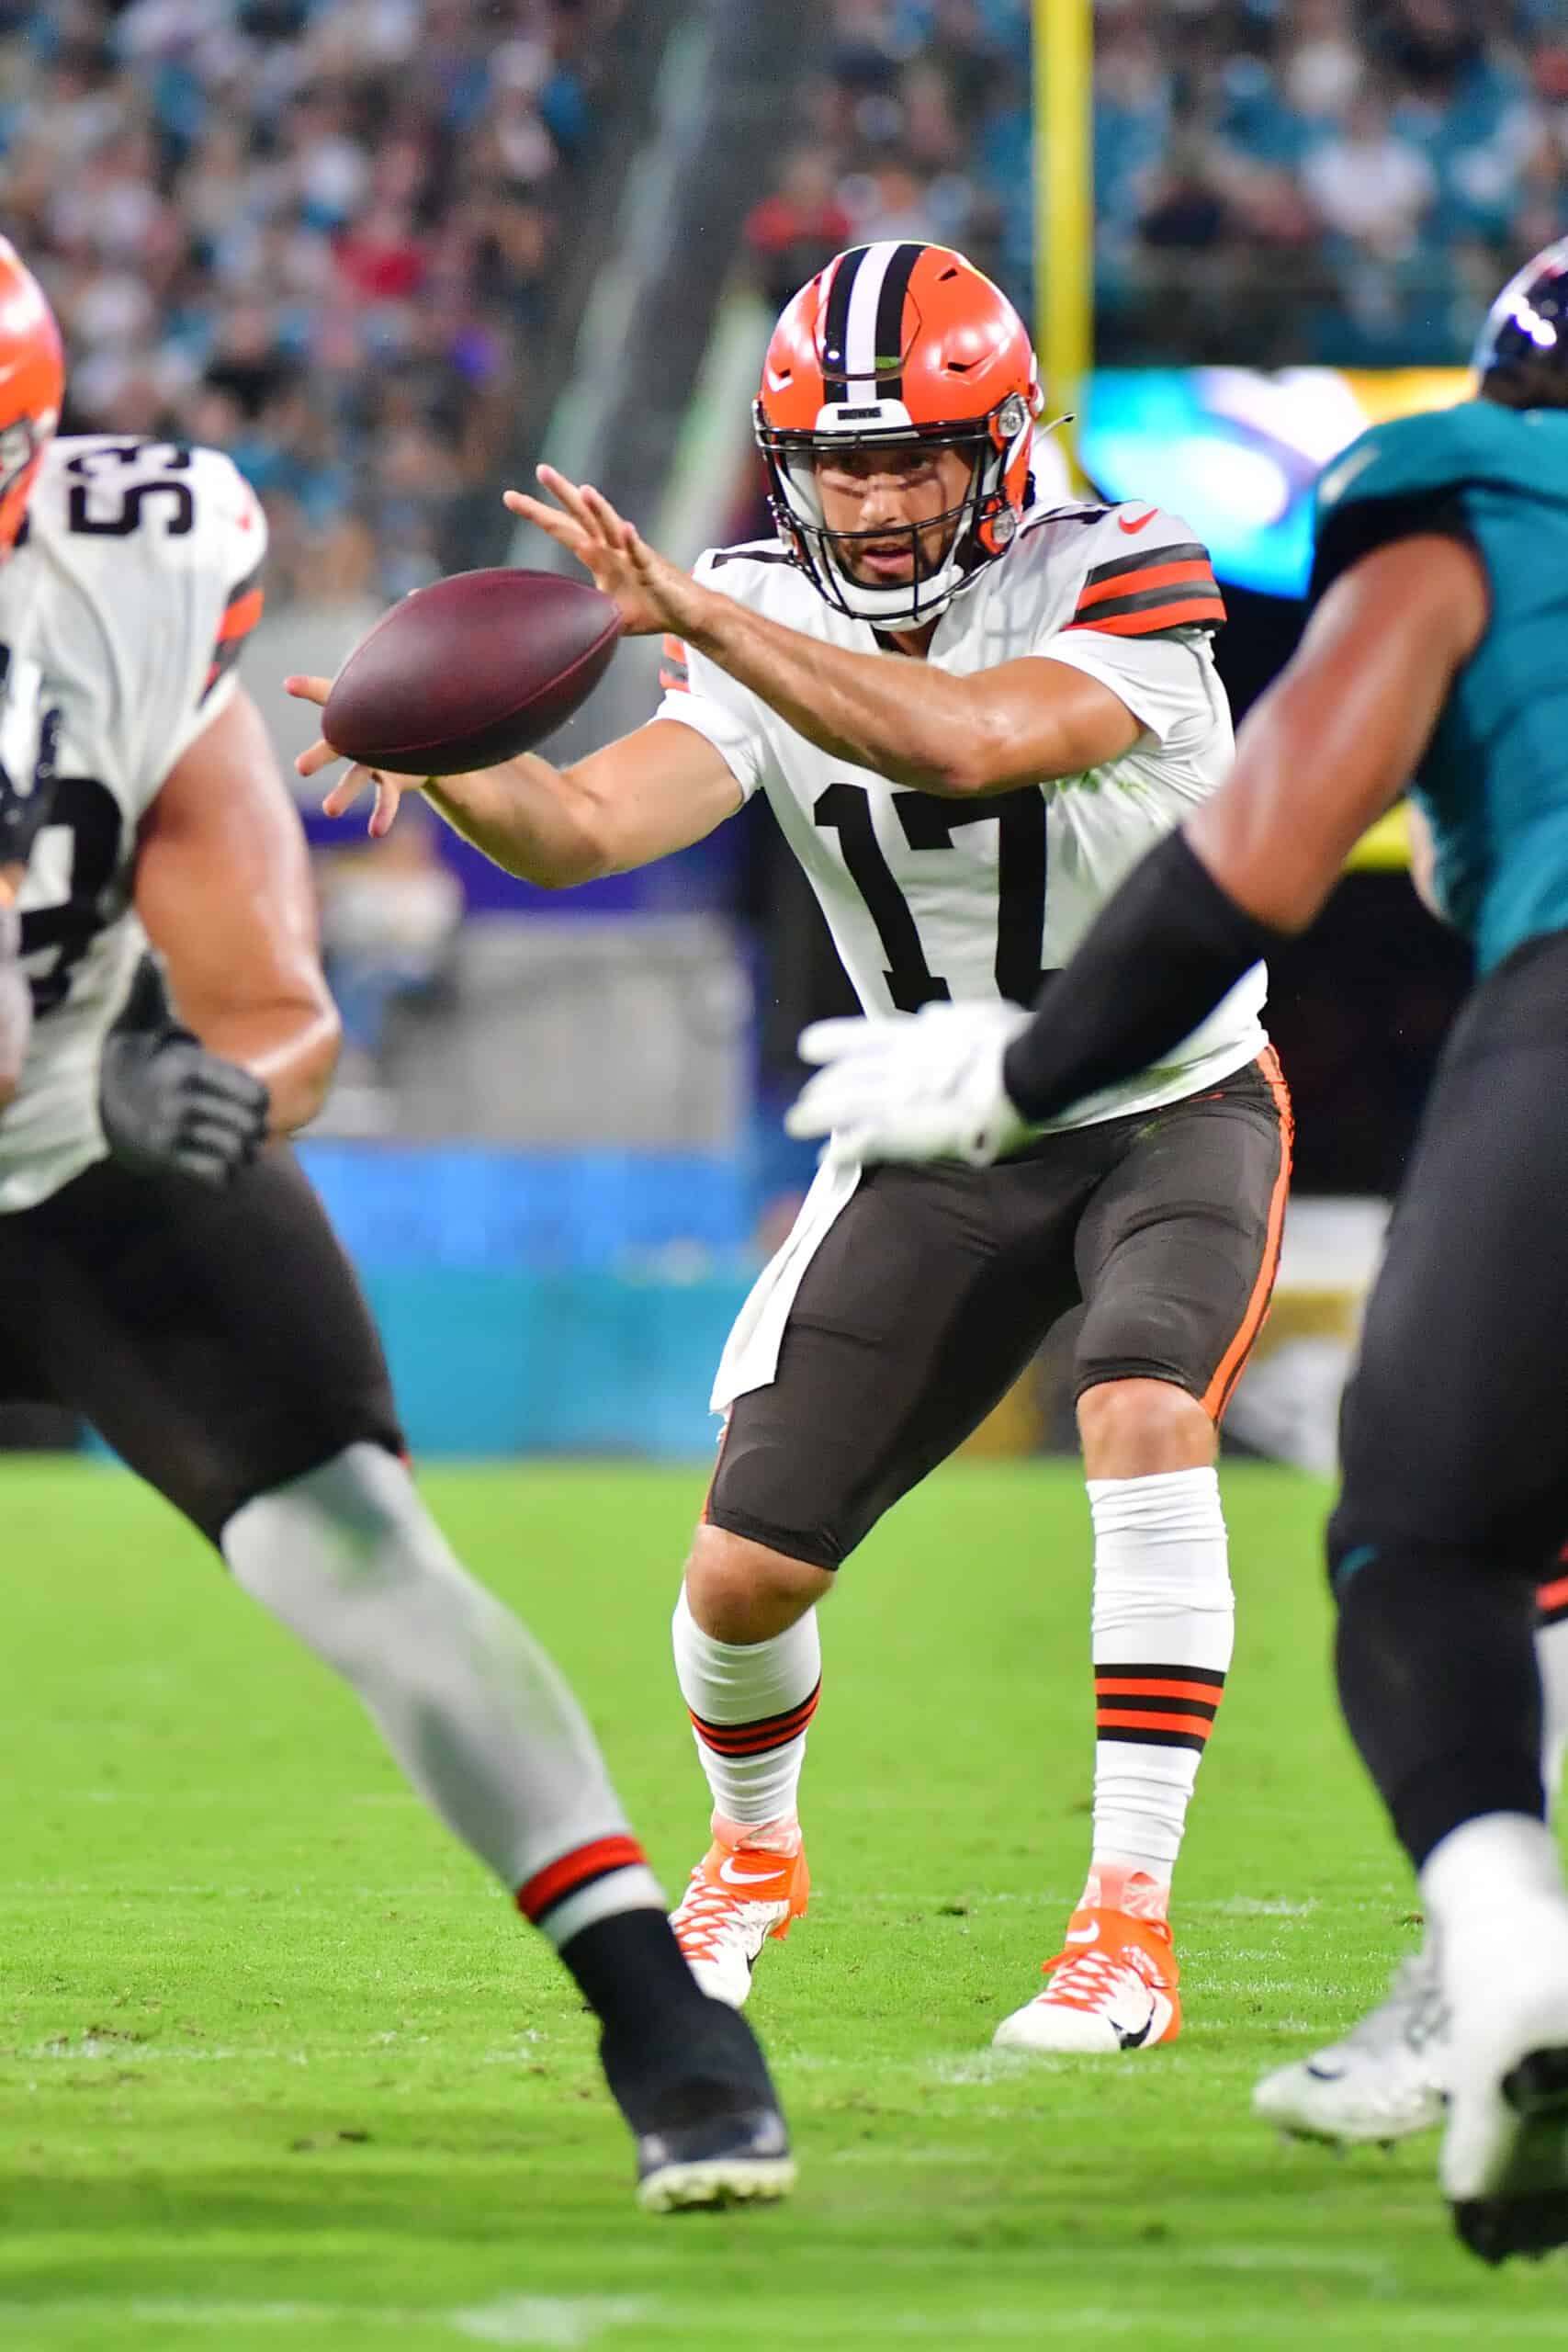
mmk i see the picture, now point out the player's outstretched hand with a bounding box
[503,467,705,640]
[284,673,423,839]
[99,958,271,1190]
[786,1001,1036,1169]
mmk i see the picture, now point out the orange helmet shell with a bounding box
[755,243,1045,624]
[761,242,1039,436]
[0,241,63,558]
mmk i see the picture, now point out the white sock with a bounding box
[1422,1811,1566,1948]
[1535,1582,1568,1807]
[223,1443,663,1949]
[672,1586,819,1838]
[1086,1467,1235,1896]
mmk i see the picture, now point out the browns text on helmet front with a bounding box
[754,242,1047,628]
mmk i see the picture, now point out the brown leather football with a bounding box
[322,568,623,775]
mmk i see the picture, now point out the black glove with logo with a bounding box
[98,958,270,1189]
[0,763,52,873]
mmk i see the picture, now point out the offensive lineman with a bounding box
[788,239,1568,2263]
[296,243,1291,2055]
[0,241,791,2213]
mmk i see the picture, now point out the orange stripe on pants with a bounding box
[1201,1046,1294,1420]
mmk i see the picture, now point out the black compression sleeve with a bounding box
[999,830,1281,1124]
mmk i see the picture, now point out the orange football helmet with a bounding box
[0,240,62,559]
[754,242,1051,626]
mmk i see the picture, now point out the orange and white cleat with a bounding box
[994,1903,1181,2055]
[671,1832,809,2008]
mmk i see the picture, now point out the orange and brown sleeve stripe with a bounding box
[660,631,691,693]
[1095,1663,1225,1753]
[516,1833,649,1927]
[1538,1565,1568,1629]
[1066,541,1225,638]
[201,561,265,702]
[689,1679,822,1759]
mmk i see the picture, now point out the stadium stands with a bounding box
[748,2,1568,362]
[0,0,629,601]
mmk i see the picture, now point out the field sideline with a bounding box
[0,1454,1559,2349]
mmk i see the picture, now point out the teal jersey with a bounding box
[1310,399,1568,974]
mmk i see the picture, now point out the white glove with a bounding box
[785,1001,1035,1168]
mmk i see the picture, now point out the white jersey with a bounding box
[0,435,266,1211]
[657,497,1268,1131]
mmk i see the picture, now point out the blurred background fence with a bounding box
[2,0,1537,1459]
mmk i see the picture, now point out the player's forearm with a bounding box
[423,757,605,887]
[203,996,342,1135]
[682,592,1003,795]
[999,830,1278,1125]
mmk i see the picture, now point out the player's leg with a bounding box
[1320,937,1568,2259]
[669,1524,828,2003]
[670,1153,1088,2004]
[28,1149,791,2209]
[993,1053,1291,2055]
[1254,1565,1568,2150]
[1536,1564,1568,1800]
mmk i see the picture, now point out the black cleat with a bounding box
[601,1995,795,2215]
[1451,2046,1568,2265]
[634,2097,795,2214]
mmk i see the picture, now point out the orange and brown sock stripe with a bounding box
[688,1678,822,1760]
[515,1834,649,1929]
[1094,1663,1226,1754]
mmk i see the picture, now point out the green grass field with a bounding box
[0,1454,1561,2349]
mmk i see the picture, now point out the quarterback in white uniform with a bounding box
[0,240,792,2212]
[299,241,1292,2058]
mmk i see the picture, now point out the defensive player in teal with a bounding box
[788,236,1568,2265]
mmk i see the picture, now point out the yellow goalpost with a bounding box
[1029,0,1406,868]
[1032,0,1092,481]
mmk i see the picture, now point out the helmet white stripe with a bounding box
[842,241,901,396]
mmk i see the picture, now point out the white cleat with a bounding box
[1252,1950,1448,2145]
[670,1838,809,2009]
[993,1907,1180,2055]
[1441,1894,1568,2264]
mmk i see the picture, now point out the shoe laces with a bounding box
[1036,1942,1156,2013]
[672,1872,755,1964]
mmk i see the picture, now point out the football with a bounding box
[322,568,623,775]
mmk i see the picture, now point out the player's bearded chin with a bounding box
[835,510,957,586]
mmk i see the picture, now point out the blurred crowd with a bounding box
[746,0,1568,363]
[0,0,624,605]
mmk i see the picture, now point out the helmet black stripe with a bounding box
[819,246,868,407]
[872,242,924,403]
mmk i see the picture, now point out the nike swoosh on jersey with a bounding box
[1117,507,1158,534]
[718,1856,785,1889]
